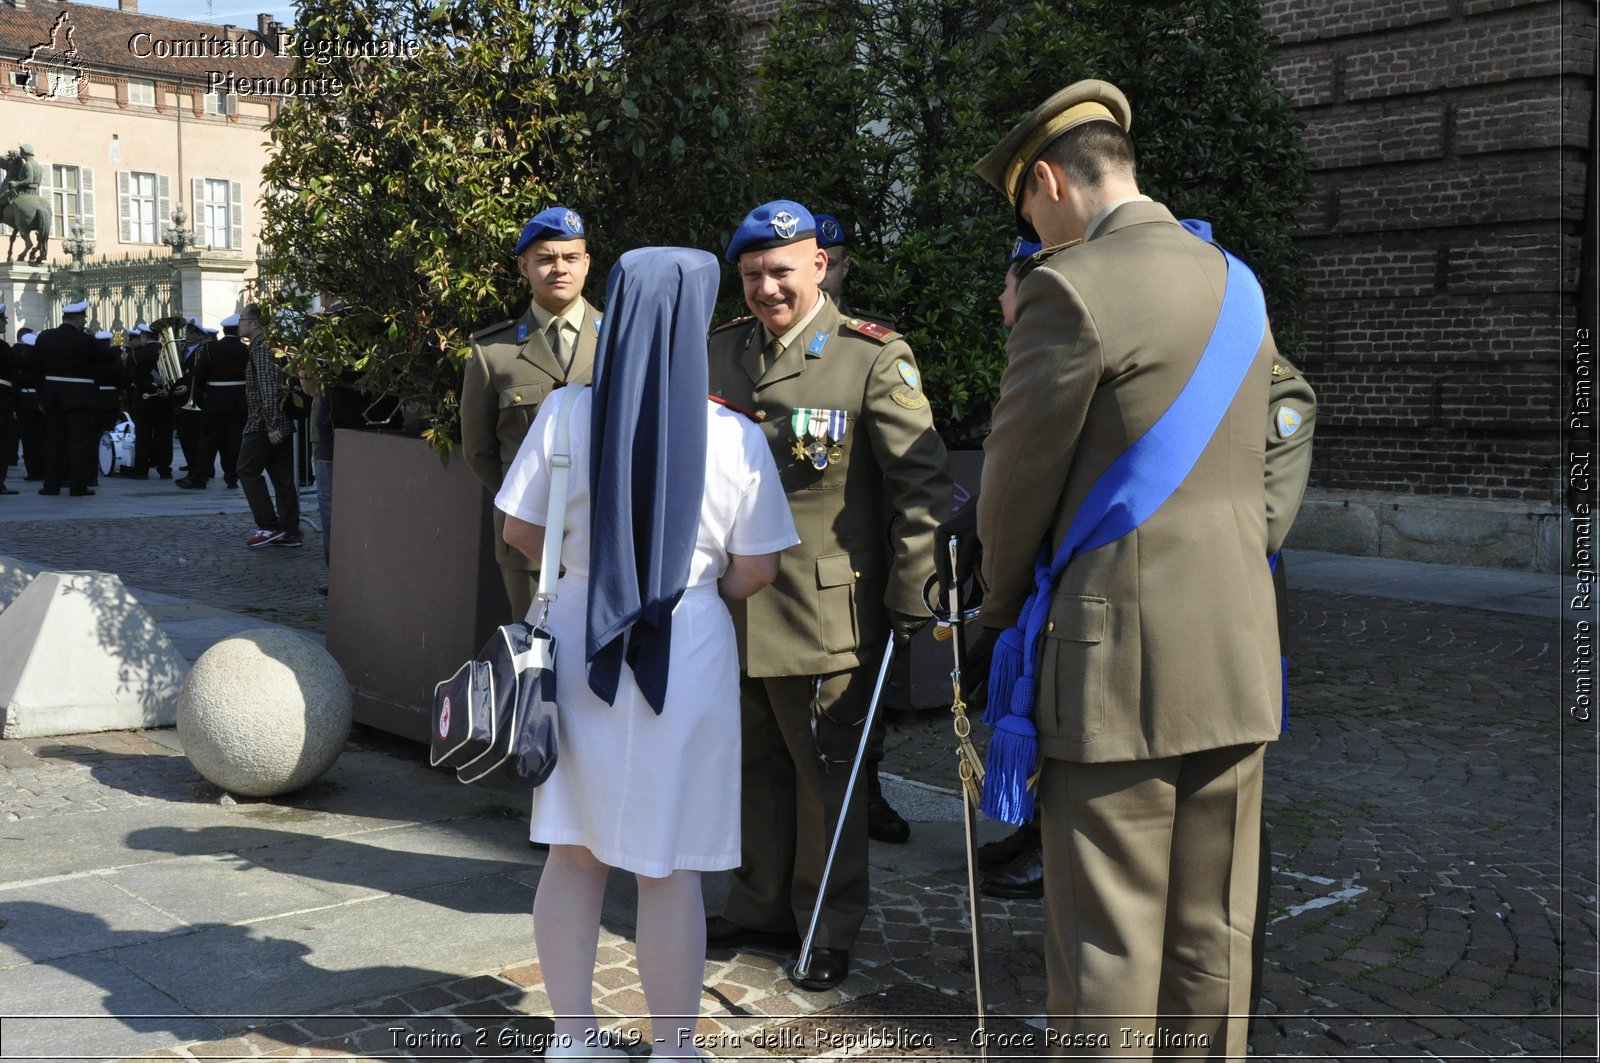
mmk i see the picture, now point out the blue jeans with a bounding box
[313,458,333,565]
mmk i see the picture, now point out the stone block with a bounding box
[0,570,186,738]
[176,627,352,797]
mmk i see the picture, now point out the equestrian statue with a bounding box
[1,145,52,264]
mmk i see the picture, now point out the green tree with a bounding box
[259,0,751,452]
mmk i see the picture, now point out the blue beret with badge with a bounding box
[1008,236,1043,265]
[814,212,847,250]
[725,200,816,263]
[514,205,587,255]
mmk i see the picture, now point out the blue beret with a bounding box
[1009,236,1043,264]
[514,205,586,255]
[725,200,816,263]
[814,212,846,249]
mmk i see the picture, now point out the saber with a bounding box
[942,531,989,1058]
[792,635,897,982]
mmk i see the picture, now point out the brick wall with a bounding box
[1265,0,1594,512]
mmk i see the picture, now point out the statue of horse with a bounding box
[0,151,52,264]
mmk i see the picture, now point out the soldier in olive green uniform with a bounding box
[461,206,600,621]
[975,81,1316,1056]
[705,201,951,991]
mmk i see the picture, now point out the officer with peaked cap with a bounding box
[973,79,1314,1056]
[13,327,43,480]
[189,312,250,489]
[462,205,601,622]
[705,199,951,991]
[35,299,111,496]
[174,319,212,485]
[125,324,174,479]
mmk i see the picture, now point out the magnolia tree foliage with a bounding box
[259,0,749,450]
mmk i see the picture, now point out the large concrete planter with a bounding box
[325,430,508,742]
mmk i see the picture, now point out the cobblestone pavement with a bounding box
[2,510,1594,1059]
[1,512,328,634]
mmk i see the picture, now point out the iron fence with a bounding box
[55,252,180,334]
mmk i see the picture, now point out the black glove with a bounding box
[889,610,931,641]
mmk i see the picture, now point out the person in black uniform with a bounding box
[35,299,112,497]
[124,325,175,479]
[187,313,248,489]
[174,319,212,486]
[0,305,17,496]
[13,327,43,480]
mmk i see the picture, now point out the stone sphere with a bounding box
[177,628,352,797]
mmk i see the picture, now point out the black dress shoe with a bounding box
[980,842,1044,899]
[158,468,173,479]
[175,478,206,490]
[705,915,799,951]
[977,822,1041,870]
[37,487,60,496]
[69,488,95,497]
[789,947,849,991]
[0,486,16,495]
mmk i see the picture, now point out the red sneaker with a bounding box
[274,532,305,548]
[246,529,285,548]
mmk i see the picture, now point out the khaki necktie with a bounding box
[547,321,570,375]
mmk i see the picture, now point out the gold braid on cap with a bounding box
[1004,101,1118,205]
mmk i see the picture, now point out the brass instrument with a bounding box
[149,315,200,411]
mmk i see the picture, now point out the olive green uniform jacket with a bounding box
[978,200,1312,764]
[707,297,951,677]
[461,299,600,572]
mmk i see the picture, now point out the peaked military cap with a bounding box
[63,299,90,315]
[977,79,1132,241]
[220,312,240,328]
[514,205,586,255]
[725,200,816,263]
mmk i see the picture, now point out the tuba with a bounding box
[149,315,199,411]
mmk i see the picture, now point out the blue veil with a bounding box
[584,247,717,713]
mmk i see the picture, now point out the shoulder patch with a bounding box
[891,387,927,410]
[1275,406,1303,439]
[847,318,900,343]
[470,319,516,344]
[712,314,754,334]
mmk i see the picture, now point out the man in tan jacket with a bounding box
[461,206,600,620]
[706,200,950,991]
[975,80,1313,1057]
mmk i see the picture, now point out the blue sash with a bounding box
[981,220,1268,825]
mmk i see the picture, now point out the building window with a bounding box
[194,177,242,250]
[203,91,237,116]
[118,170,169,244]
[128,78,155,107]
[50,164,96,241]
[9,72,28,89]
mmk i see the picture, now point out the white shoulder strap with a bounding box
[535,386,581,603]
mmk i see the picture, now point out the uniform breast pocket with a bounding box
[1040,594,1107,744]
[497,381,545,411]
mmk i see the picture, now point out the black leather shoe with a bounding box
[69,488,95,497]
[977,822,1041,870]
[981,842,1044,899]
[157,468,173,479]
[175,478,206,490]
[0,486,16,495]
[705,916,799,951]
[37,487,59,496]
[866,766,911,844]
[789,947,849,991]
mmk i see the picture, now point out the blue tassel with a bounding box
[1009,673,1036,718]
[984,627,1024,727]
[980,714,1038,826]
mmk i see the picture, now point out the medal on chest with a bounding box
[789,407,848,469]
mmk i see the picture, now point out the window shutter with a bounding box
[117,170,131,243]
[229,180,243,250]
[79,167,95,241]
[157,173,171,239]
